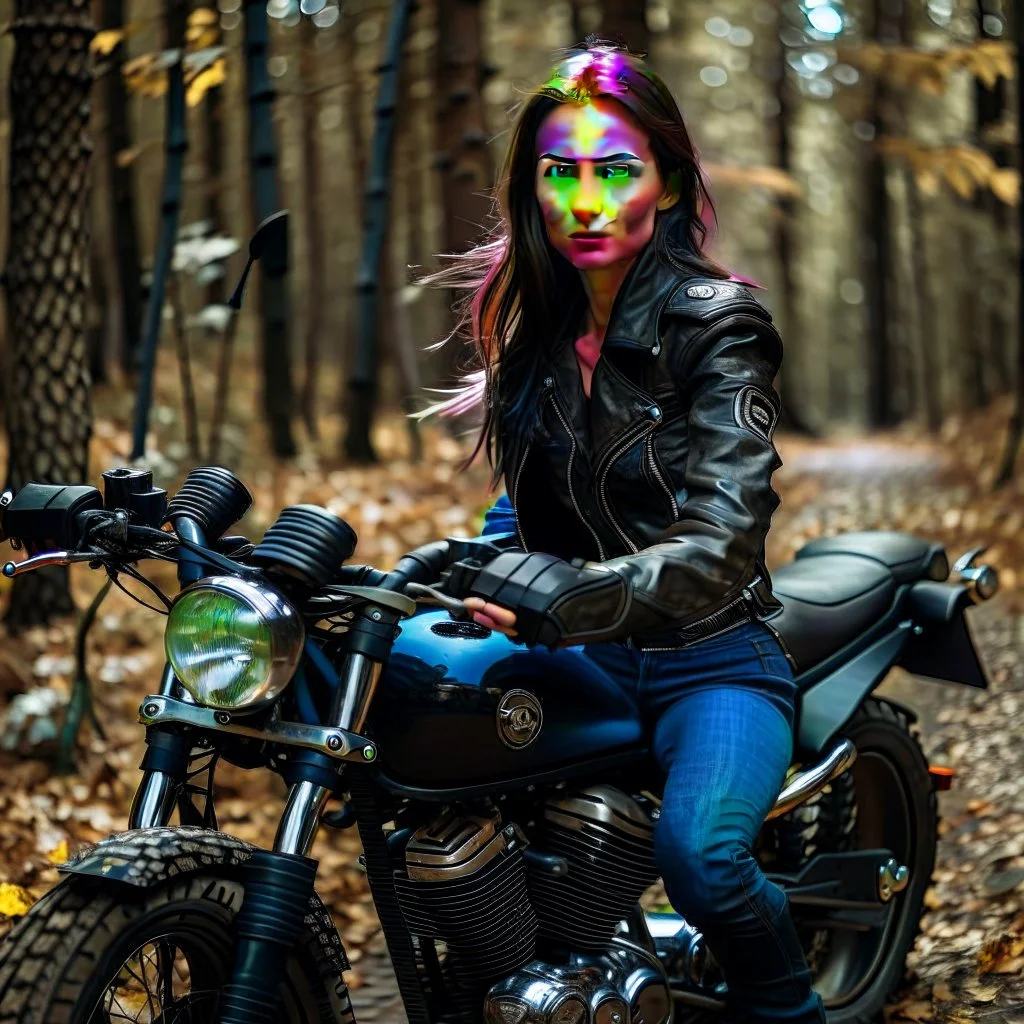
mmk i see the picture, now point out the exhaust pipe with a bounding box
[766,738,857,821]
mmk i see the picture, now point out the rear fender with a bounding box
[59,826,349,975]
[900,581,989,689]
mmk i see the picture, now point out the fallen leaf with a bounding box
[0,882,35,918]
[44,839,69,865]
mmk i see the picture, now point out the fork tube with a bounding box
[330,652,382,733]
[129,770,178,829]
[274,780,330,855]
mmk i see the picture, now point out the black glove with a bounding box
[446,550,632,648]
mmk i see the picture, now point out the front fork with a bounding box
[129,652,382,1024]
[130,653,383,857]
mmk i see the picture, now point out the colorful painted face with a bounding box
[535,98,676,272]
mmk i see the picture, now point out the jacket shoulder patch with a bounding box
[734,385,778,442]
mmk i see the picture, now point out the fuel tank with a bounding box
[367,610,644,789]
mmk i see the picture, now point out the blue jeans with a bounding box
[580,621,825,1024]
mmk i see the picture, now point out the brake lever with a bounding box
[2,550,104,578]
[403,581,474,621]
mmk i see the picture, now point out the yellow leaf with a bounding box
[45,839,69,865]
[943,161,976,200]
[186,26,220,50]
[122,52,155,77]
[0,883,36,918]
[915,168,941,197]
[990,167,1020,206]
[973,53,999,90]
[185,60,226,107]
[955,144,997,183]
[188,7,219,27]
[91,28,125,56]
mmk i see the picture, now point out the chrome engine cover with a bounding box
[483,943,672,1024]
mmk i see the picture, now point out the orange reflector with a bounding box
[929,765,955,791]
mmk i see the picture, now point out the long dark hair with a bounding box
[417,37,730,488]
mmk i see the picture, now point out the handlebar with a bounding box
[0,473,505,626]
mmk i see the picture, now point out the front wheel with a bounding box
[0,872,349,1024]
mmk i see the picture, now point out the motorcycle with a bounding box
[0,216,997,1024]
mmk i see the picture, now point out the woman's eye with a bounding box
[544,164,577,179]
[598,164,637,180]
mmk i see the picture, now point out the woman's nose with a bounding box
[571,168,603,227]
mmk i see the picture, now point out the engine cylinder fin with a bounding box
[530,786,661,954]
[396,812,538,1021]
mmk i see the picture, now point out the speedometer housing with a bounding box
[164,575,305,709]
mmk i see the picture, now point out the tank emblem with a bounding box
[497,689,543,750]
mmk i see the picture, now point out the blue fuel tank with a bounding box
[367,610,644,789]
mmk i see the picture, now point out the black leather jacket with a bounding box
[498,242,785,647]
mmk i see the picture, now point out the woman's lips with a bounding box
[569,232,610,249]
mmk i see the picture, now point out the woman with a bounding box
[423,38,825,1024]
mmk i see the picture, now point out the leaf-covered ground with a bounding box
[1,378,1024,1021]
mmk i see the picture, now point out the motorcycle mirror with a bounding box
[226,210,289,311]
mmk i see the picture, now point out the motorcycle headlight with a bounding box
[164,576,305,709]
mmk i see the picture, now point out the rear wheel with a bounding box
[0,873,349,1024]
[779,699,937,1024]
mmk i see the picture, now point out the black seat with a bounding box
[796,531,948,585]
[770,554,896,673]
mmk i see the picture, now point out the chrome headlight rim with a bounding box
[165,574,305,710]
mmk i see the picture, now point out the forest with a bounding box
[0,0,1023,1021]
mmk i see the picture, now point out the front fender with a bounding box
[59,826,349,976]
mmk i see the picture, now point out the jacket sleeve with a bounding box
[593,324,783,635]
[452,322,785,649]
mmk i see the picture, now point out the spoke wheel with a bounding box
[0,872,349,1024]
[90,927,226,1023]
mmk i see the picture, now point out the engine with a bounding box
[394,785,670,1024]
[528,785,660,952]
[394,810,539,1018]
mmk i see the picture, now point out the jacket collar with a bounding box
[601,242,692,352]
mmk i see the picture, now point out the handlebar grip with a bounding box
[383,539,452,591]
[1,483,104,550]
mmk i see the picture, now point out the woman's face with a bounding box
[535,98,677,272]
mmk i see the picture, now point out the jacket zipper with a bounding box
[597,418,657,553]
[545,377,608,561]
[645,433,679,521]
[511,443,530,550]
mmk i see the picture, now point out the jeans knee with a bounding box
[654,818,745,925]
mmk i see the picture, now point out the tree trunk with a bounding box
[344,0,415,463]
[433,0,494,392]
[770,41,815,436]
[994,0,1024,486]
[2,1,95,630]
[862,0,901,428]
[101,0,144,377]
[975,0,1012,394]
[242,0,296,459]
[129,0,189,461]
[299,14,324,442]
[199,0,225,309]
[601,0,648,54]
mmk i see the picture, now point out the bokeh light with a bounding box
[700,66,728,87]
[313,4,340,27]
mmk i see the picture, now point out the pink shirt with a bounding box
[574,330,602,398]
